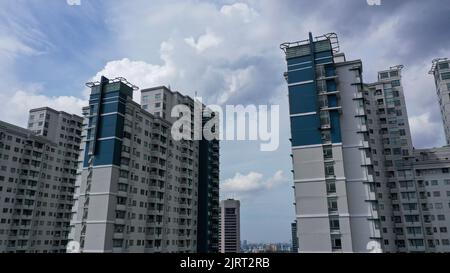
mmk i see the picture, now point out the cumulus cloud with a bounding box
[221,170,285,194]
[220,2,259,23]
[0,89,86,127]
[409,113,445,148]
[184,29,223,53]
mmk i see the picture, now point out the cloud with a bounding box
[220,2,259,23]
[90,41,178,103]
[221,170,285,194]
[0,36,37,57]
[409,112,445,148]
[184,29,223,53]
[0,88,86,127]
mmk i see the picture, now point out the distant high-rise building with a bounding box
[281,33,379,252]
[291,221,298,253]
[69,77,219,253]
[0,108,82,253]
[219,199,240,253]
[430,58,450,144]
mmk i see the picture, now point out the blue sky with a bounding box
[1,0,450,243]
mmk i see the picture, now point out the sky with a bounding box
[1,0,450,243]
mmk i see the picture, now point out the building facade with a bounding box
[282,33,450,253]
[0,108,82,253]
[69,77,219,253]
[281,33,379,252]
[141,86,220,253]
[291,220,298,252]
[430,58,450,145]
[219,199,240,253]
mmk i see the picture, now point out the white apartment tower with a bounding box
[430,58,450,144]
[0,108,82,253]
[281,33,379,253]
[69,77,219,253]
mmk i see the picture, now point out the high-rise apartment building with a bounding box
[140,86,220,253]
[363,66,420,252]
[282,33,450,253]
[281,33,379,252]
[430,58,450,144]
[411,147,450,252]
[0,108,82,253]
[69,77,219,253]
[219,199,240,253]
[291,220,298,252]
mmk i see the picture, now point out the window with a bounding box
[409,239,424,247]
[329,218,340,230]
[379,72,389,79]
[320,111,330,126]
[328,198,338,212]
[438,215,445,221]
[155,102,161,108]
[155,93,162,100]
[441,72,450,80]
[433,191,441,197]
[391,80,400,87]
[431,180,439,186]
[439,62,449,70]
[331,236,342,250]
[323,147,333,159]
[407,227,422,235]
[390,70,399,77]
[322,131,331,142]
[325,163,335,176]
[326,182,336,194]
[113,239,123,248]
[440,227,447,233]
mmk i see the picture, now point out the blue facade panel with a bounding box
[287,56,311,66]
[288,68,314,84]
[315,51,332,59]
[330,111,342,143]
[285,36,342,148]
[288,83,317,114]
[327,80,337,92]
[103,90,120,99]
[93,139,122,166]
[97,114,124,139]
[83,142,90,167]
[102,102,120,114]
[290,115,322,146]
[328,95,337,108]
[315,57,333,64]
[325,66,336,77]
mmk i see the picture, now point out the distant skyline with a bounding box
[1,0,450,243]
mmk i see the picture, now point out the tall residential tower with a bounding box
[0,108,82,253]
[430,58,450,144]
[69,77,219,253]
[281,33,379,252]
